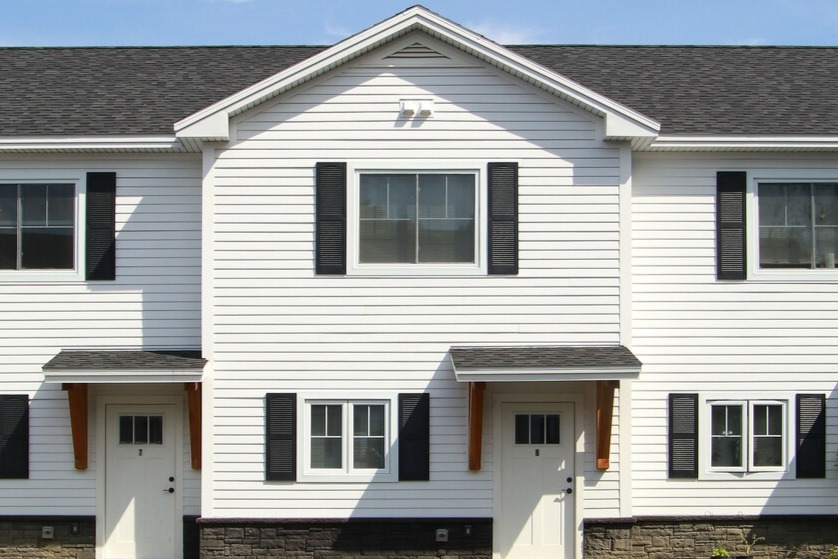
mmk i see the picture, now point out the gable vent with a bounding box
[385,42,449,59]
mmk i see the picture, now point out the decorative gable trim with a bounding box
[385,41,449,59]
[174,6,659,142]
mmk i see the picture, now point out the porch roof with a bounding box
[42,349,205,383]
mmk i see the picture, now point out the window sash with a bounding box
[0,183,75,271]
[748,401,786,471]
[709,402,746,472]
[758,182,838,269]
[358,173,477,265]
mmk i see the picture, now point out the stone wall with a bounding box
[0,517,94,559]
[584,516,838,559]
[198,518,492,559]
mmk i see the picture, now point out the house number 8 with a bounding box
[138,449,143,456]
[535,449,540,457]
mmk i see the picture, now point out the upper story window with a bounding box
[357,172,477,268]
[758,182,838,270]
[0,183,75,270]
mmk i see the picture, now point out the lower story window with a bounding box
[306,400,389,475]
[0,183,75,270]
[708,400,786,473]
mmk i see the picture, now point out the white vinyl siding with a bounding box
[632,152,838,516]
[207,36,625,519]
[0,154,202,516]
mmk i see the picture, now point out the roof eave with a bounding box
[174,6,660,142]
[0,135,191,153]
[646,135,838,152]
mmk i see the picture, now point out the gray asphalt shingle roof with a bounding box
[2,44,837,137]
[43,350,206,371]
[449,345,641,370]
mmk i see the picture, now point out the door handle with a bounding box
[162,487,174,493]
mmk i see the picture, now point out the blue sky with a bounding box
[2,0,838,47]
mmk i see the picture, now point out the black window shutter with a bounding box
[716,171,747,280]
[86,172,117,281]
[266,393,296,481]
[488,162,518,275]
[399,393,430,481]
[669,393,698,479]
[0,395,29,479]
[315,163,346,274]
[796,394,826,479]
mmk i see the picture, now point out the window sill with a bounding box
[0,269,84,283]
[297,471,398,483]
[347,263,486,276]
[746,268,838,282]
[699,470,791,481]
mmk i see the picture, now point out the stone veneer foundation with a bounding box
[583,516,838,559]
[198,518,492,559]
[0,517,95,559]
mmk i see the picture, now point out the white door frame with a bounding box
[492,391,585,559]
[96,394,184,559]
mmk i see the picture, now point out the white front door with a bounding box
[499,402,574,559]
[105,405,177,559]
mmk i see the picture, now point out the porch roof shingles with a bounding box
[2,45,838,137]
[449,345,641,370]
[43,349,206,371]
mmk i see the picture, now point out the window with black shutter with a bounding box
[716,171,747,280]
[796,394,826,479]
[399,393,430,481]
[0,395,29,479]
[86,172,117,281]
[668,393,698,479]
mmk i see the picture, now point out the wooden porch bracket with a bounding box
[596,380,619,470]
[185,382,202,470]
[467,381,486,471]
[62,383,88,470]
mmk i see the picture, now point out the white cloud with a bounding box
[465,19,542,44]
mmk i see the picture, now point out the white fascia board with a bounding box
[453,366,641,383]
[175,6,660,141]
[0,135,184,152]
[649,135,838,151]
[43,369,203,383]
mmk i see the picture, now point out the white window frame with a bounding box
[0,172,85,282]
[700,394,792,480]
[297,392,399,483]
[747,171,838,281]
[347,161,487,276]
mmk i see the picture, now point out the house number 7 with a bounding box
[138,449,143,456]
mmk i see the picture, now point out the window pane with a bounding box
[326,405,342,436]
[515,414,529,444]
[760,226,812,268]
[546,414,560,444]
[149,416,163,445]
[311,405,327,436]
[359,175,388,219]
[353,404,368,436]
[47,184,74,226]
[0,230,16,270]
[418,219,474,263]
[815,226,838,268]
[134,415,148,444]
[368,405,385,437]
[530,414,545,445]
[753,438,782,467]
[360,220,416,263]
[311,439,342,469]
[0,185,17,227]
[387,175,416,219]
[21,184,47,226]
[446,175,475,219]
[767,405,782,434]
[418,175,446,218]
[21,227,74,269]
[353,438,385,469]
[711,436,742,468]
[119,416,134,444]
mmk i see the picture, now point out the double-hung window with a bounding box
[708,400,786,473]
[757,182,838,270]
[358,172,477,267]
[304,399,392,480]
[0,183,75,270]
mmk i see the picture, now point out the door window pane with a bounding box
[119,415,163,445]
[515,414,529,444]
[545,414,560,444]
